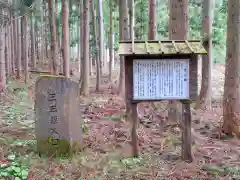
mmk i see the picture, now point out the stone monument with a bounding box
[35,75,82,157]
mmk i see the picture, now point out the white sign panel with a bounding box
[133,59,189,100]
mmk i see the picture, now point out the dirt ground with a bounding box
[1,64,240,180]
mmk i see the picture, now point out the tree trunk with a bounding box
[77,3,81,73]
[8,24,12,75]
[90,0,100,91]
[62,0,70,78]
[23,15,29,84]
[0,27,6,91]
[48,0,59,75]
[5,9,11,77]
[108,0,113,81]
[11,13,15,74]
[40,3,45,67]
[80,0,90,95]
[79,0,84,82]
[128,0,133,39]
[34,18,39,61]
[44,5,49,61]
[16,18,22,79]
[195,0,215,110]
[148,0,156,40]
[119,0,128,97]
[21,17,25,71]
[55,0,60,50]
[168,0,188,123]
[68,1,72,63]
[148,0,159,112]
[222,0,240,138]
[31,11,36,69]
[97,0,104,75]
[168,0,188,39]
[5,24,9,79]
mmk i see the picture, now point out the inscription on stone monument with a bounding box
[35,76,82,157]
[47,89,60,145]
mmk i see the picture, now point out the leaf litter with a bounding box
[1,66,240,179]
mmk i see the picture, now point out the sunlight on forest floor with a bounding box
[1,66,240,179]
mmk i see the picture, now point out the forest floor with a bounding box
[1,64,240,180]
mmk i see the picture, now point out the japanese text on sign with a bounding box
[133,59,189,100]
[47,89,60,145]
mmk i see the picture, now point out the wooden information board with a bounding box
[133,59,189,100]
[118,40,208,162]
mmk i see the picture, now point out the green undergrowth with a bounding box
[2,78,240,179]
[0,154,29,179]
[0,143,148,179]
[0,80,33,179]
[37,137,83,157]
[0,102,28,122]
[0,80,33,122]
[201,164,240,178]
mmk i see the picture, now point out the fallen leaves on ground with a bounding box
[1,69,240,179]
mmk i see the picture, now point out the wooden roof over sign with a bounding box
[118,40,207,55]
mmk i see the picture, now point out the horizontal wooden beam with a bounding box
[119,40,201,43]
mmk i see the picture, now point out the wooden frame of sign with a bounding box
[118,40,207,162]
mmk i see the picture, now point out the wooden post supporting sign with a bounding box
[181,101,192,162]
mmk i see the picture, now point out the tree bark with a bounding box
[168,0,188,123]
[31,11,36,69]
[40,3,45,67]
[222,0,240,138]
[119,0,128,97]
[128,0,133,39]
[62,0,70,78]
[168,0,188,40]
[11,13,15,74]
[21,17,25,71]
[148,0,156,40]
[34,17,39,61]
[48,0,59,75]
[90,0,100,91]
[80,0,90,95]
[79,0,84,82]
[23,15,29,84]
[0,27,6,91]
[5,24,9,78]
[16,18,21,79]
[55,0,60,50]
[108,0,113,81]
[44,5,49,60]
[97,0,104,75]
[195,0,215,110]
[77,3,81,73]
